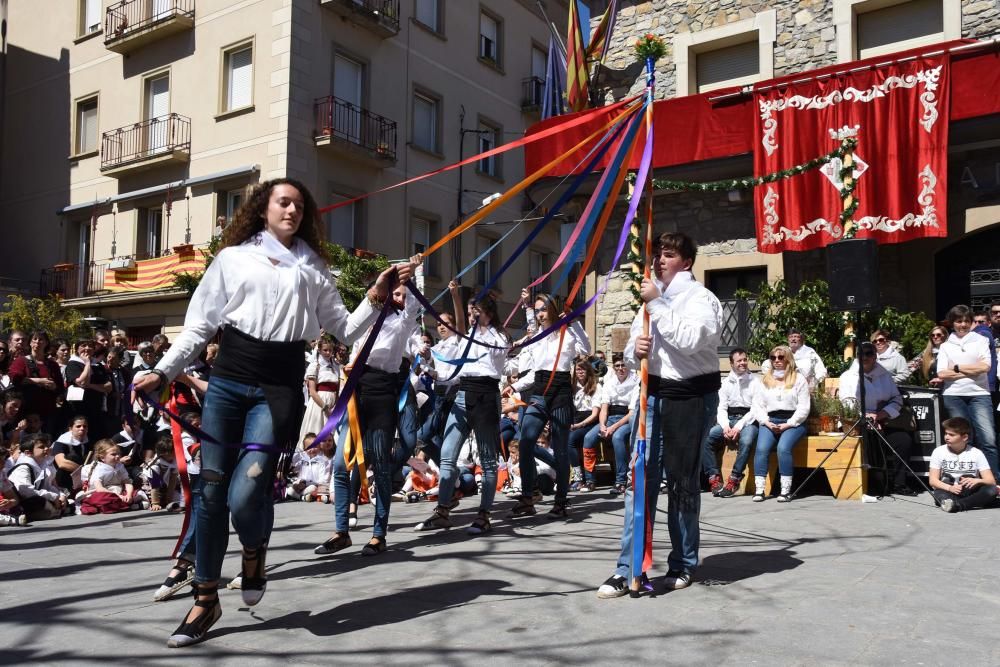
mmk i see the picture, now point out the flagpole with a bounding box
[535,0,567,60]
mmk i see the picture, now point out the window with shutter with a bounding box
[81,0,101,35]
[695,40,759,93]
[327,192,359,249]
[413,93,438,152]
[76,98,98,155]
[857,0,943,58]
[479,12,500,64]
[477,120,501,178]
[226,46,253,111]
[415,0,439,32]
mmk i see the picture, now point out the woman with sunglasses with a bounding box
[870,330,911,384]
[919,326,948,386]
[750,344,810,502]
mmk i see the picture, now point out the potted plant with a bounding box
[839,400,861,436]
[809,389,842,434]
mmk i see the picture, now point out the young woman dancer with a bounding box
[134,178,417,648]
[414,294,510,535]
[504,289,591,518]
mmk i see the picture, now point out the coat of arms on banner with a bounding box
[753,55,950,253]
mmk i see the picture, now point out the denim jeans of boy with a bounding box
[583,414,631,485]
[436,390,500,511]
[518,395,571,502]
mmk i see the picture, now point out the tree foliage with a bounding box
[171,237,388,311]
[736,279,936,380]
[1,295,90,340]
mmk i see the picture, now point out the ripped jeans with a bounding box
[195,376,278,584]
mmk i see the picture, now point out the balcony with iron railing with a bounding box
[521,76,544,112]
[40,246,208,302]
[313,96,397,166]
[319,0,399,38]
[101,113,191,175]
[104,0,195,54]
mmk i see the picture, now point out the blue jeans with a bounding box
[393,384,419,470]
[196,376,278,584]
[615,391,706,577]
[417,391,454,463]
[942,394,999,477]
[330,425,360,534]
[753,417,807,477]
[499,417,519,450]
[518,395,571,502]
[567,422,588,477]
[583,414,632,485]
[436,390,500,511]
[177,473,202,563]
[702,418,759,478]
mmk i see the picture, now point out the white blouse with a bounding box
[573,386,598,412]
[306,356,341,385]
[512,320,591,392]
[455,325,510,380]
[431,335,462,387]
[751,373,811,427]
[599,370,640,408]
[357,292,420,373]
[158,231,378,381]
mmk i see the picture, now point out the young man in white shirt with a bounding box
[704,348,758,497]
[597,232,723,598]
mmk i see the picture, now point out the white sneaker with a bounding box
[226,575,242,590]
[0,514,16,526]
[939,498,956,513]
[596,575,629,599]
[18,514,28,526]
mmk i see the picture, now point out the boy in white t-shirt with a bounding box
[929,417,998,513]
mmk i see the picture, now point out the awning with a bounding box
[523,38,1000,177]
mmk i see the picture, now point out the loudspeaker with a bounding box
[827,238,878,311]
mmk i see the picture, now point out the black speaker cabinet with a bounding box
[827,238,878,311]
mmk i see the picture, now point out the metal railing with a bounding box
[100,113,191,171]
[104,0,195,42]
[314,96,397,161]
[521,76,544,109]
[40,262,108,299]
[325,0,399,32]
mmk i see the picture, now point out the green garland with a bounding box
[632,138,857,193]
[838,154,860,236]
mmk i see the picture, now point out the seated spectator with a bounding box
[751,344,810,503]
[52,415,90,495]
[0,390,25,445]
[6,412,42,450]
[936,305,999,479]
[141,435,179,511]
[0,440,27,526]
[287,434,333,502]
[929,417,997,512]
[583,353,638,497]
[763,329,827,391]
[571,359,600,492]
[505,440,522,496]
[840,342,916,496]
[705,348,760,498]
[8,433,68,521]
[82,439,145,511]
[870,329,912,384]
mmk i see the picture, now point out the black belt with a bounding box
[607,405,629,416]
[728,408,750,419]
[768,410,795,419]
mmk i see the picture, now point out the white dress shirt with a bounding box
[936,331,991,396]
[158,230,378,381]
[599,370,640,407]
[716,370,759,430]
[455,324,510,380]
[838,362,902,418]
[623,272,722,381]
[356,292,421,373]
[573,386,598,412]
[512,320,591,392]
[430,335,462,387]
[752,373,811,427]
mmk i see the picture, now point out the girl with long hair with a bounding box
[133,178,418,648]
[504,289,591,518]
[750,344,810,503]
[415,293,510,535]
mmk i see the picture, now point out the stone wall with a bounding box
[594,0,1000,103]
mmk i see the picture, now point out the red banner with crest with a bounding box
[753,55,950,253]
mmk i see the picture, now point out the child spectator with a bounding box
[52,415,90,495]
[287,434,333,502]
[505,440,522,496]
[8,433,68,521]
[0,440,27,526]
[929,417,998,513]
[142,435,179,511]
[81,439,146,512]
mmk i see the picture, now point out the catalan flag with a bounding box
[585,0,619,64]
[565,0,589,113]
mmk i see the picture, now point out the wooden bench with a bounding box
[718,433,866,500]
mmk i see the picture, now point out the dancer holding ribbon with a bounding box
[596,233,722,598]
[133,178,416,648]
[414,294,510,535]
[504,290,591,519]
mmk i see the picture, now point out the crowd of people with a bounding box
[3,178,998,647]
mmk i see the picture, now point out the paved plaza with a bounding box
[4,489,999,666]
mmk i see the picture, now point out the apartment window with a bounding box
[414,0,441,33]
[411,214,437,276]
[479,10,502,67]
[327,191,361,249]
[226,189,244,222]
[707,268,766,354]
[75,96,99,155]
[475,235,500,286]
[673,10,775,96]
[695,40,760,93]
[529,250,550,294]
[476,119,502,179]
[412,91,440,153]
[136,207,164,260]
[835,0,959,62]
[79,0,101,36]
[222,43,254,113]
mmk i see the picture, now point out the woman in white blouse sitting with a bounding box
[751,344,810,503]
